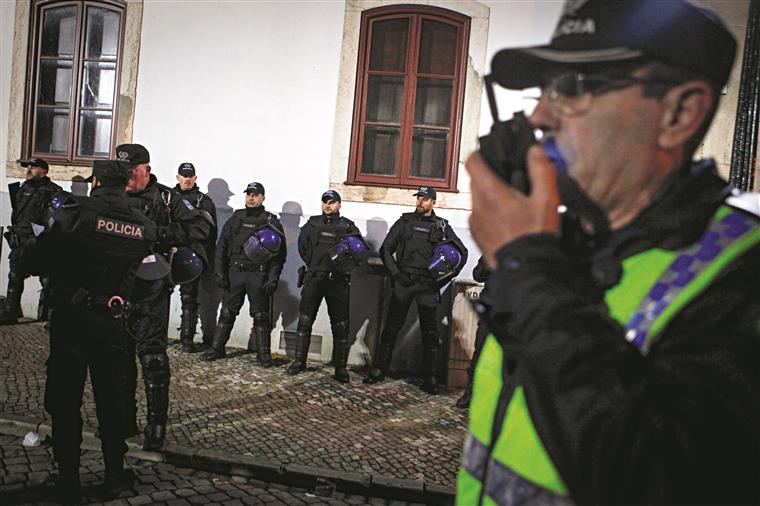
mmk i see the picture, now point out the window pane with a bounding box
[369,19,409,72]
[418,20,457,75]
[34,108,70,155]
[39,60,73,106]
[41,6,77,58]
[414,78,452,127]
[78,111,112,157]
[361,125,399,176]
[81,61,116,108]
[366,75,403,124]
[410,128,448,179]
[85,7,121,59]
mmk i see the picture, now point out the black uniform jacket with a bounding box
[483,160,760,505]
[298,213,361,272]
[171,183,218,257]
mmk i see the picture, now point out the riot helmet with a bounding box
[329,234,368,268]
[169,246,204,284]
[243,225,283,264]
[428,241,463,282]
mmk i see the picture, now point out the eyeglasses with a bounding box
[542,72,678,117]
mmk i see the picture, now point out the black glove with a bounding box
[393,272,413,287]
[262,279,278,296]
[216,273,229,291]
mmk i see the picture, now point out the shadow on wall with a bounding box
[274,201,304,346]
[207,178,234,240]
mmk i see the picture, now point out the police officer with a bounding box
[287,190,366,382]
[364,187,467,394]
[34,160,157,502]
[171,162,218,352]
[0,158,61,324]
[121,144,213,451]
[203,182,286,366]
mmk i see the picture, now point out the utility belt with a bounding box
[309,269,350,282]
[399,267,432,278]
[230,259,266,273]
[66,287,132,321]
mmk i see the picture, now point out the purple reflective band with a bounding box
[625,209,757,354]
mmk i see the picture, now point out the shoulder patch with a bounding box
[182,198,195,211]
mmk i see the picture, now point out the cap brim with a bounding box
[491,45,644,89]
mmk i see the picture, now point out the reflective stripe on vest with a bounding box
[457,205,760,505]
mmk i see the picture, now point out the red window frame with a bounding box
[22,0,126,166]
[346,5,470,192]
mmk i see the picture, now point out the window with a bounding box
[347,6,470,191]
[24,0,125,164]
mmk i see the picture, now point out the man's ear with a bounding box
[658,80,714,150]
[176,174,182,183]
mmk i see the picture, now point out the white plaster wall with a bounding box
[1,1,16,302]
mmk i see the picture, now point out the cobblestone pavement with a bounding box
[0,323,467,490]
[0,433,426,505]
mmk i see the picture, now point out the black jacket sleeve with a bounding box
[298,221,312,265]
[444,221,468,278]
[485,233,760,505]
[267,215,287,280]
[472,255,491,283]
[215,215,235,276]
[379,219,403,276]
[159,196,212,247]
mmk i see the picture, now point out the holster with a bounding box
[297,265,307,288]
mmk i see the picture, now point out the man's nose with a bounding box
[529,91,558,133]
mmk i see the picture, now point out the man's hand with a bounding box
[216,273,229,291]
[262,279,278,296]
[467,145,561,268]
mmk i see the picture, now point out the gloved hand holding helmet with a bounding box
[168,246,204,285]
[243,225,283,264]
[428,241,464,285]
[329,234,369,269]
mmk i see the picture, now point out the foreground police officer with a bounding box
[34,160,156,502]
[171,162,218,352]
[287,190,366,382]
[365,187,467,394]
[459,1,760,504]
[0,158,61,324]
[121,144,212,451]
[203,182,286,365]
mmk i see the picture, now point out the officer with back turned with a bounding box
[364,187,467,394]
[202,182,286,366]
[121,144,213,451]
[0,158,61,324]
[287,190,367,382]
[171,162,218,352]
[32,160,158,502]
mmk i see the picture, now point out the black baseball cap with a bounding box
[413,186,437,200]
[86,160,134,184]
[114,143,150,166]
[178,162,196,177]
[491,0,737,90]
[245,182,265,195]
[321,190,341,203]
[18,158,49,171]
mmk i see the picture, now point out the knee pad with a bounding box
[140,352,171,384]
[219,307,237,324]
[180,291,198,308]
[252,311,270,328]
[331,319,349,335]
[297,314,314,333]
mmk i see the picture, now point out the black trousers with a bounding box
[178,266,219,340]
[298,272,349,324]
[45,304,135,473]
[384,275,440,342]
[221,270,270,323]
[5,247,50,316]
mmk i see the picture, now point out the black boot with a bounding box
[0,273,23,325]
[99,435,134,499]
[332,321,350,383]
[364,328,398,384]
[53,469,82,505]
[37,276,51,322]
[143,381,169,451]
[179,309,199,353]
[201,314,234,361]
[255,325,272,368]
[420,346,441,395]
[287,330,310,375]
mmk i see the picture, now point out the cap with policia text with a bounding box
[321,190,341,203]
[491,0,737,90]
[245,182,265,195]
[18,158,49,171]
[115,143,150,166]
[178,162,196,177]
[86,160,135,184]
[413,186,437,200]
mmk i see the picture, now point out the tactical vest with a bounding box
[306,215,354,272]
[132,182,173,227]
[228,208,279,266]
[11,177,62,236]
[457,203,760,506]
[397,212,448,272]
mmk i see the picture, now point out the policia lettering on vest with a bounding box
[460,1,760,505]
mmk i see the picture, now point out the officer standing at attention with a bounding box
[202,182,286,366]
[0,158,61,324]
[287,190,366,382]
[121,144,212,451]
[35,160,157,502]
[171,162,218,352]
[364,187,467,394]
[458,1,760,504]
